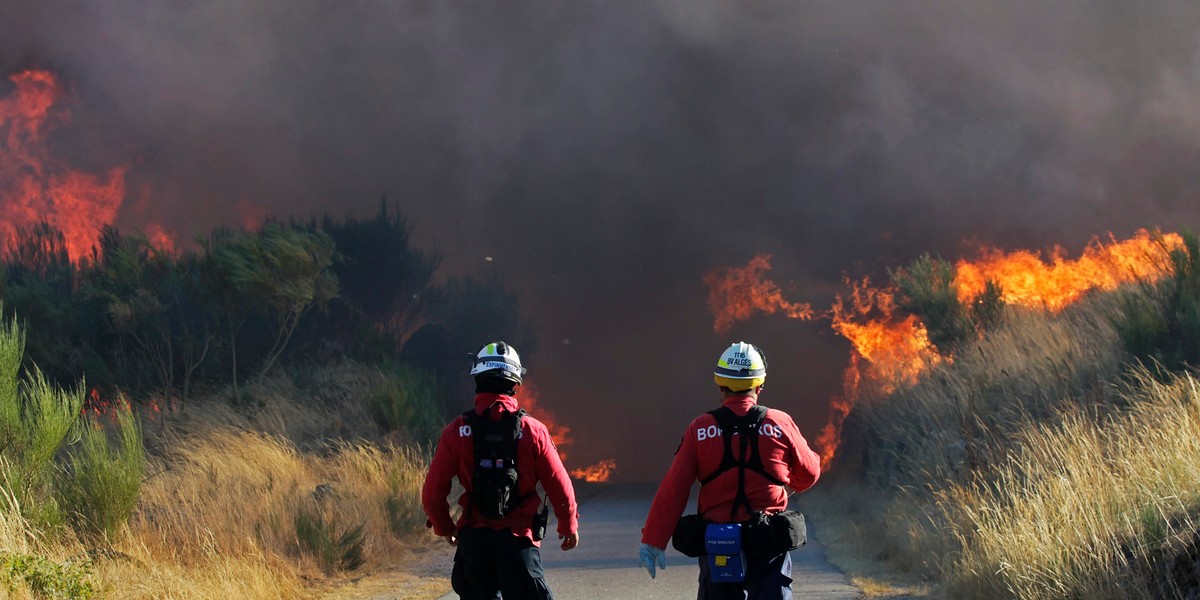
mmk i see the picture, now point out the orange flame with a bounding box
[570,459,617,482]
[516,381,573,459]
[0,69,129,262]
[818,278,946,467]
[520,382,619,481]
[704,230,1183,471]
[815,356,859,470]
[520,382,588,473]
[955,229,1181,311]
[829,278,945,393]
[704,254,814,333]
[142,223,178,255]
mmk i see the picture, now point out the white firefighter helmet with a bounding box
[469,341,526,383]
[713,341,767,391]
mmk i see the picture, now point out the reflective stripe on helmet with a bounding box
[714,364,766,378]
[469,341,527,381]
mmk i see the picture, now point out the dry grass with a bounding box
[0,484,97,597]
[853,297,1125,492]
[0,364,438,599]
[939,370,1200,599]
[813,290,1200,598]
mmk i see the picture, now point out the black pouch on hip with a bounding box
[768,510,807,551]
[671,513,710,557]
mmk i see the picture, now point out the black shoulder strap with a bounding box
[465,406,526,457]
[462,406,527,427]
[698,405,786,521]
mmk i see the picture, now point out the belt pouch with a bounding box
[769,510,807,551]
[671,514,709,557]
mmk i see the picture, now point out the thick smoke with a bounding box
[5,1,1200,479]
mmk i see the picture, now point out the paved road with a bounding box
[435,483,862,599]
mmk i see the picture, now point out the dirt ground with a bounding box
[313,543,452,600]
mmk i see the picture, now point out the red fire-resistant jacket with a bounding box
[640,394,821,550]
[422,393,579,546]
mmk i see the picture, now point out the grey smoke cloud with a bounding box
[4,1,1200,479]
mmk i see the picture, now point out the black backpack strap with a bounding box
[698,405,786,521]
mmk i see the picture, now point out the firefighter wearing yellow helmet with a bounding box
[639,342,821,599]
[713,341,767,392]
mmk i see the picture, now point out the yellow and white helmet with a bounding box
[469,341,526,383]
[713,342,767,391]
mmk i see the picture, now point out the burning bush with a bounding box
[1114,230,1200,371]
[890,254,1004,352]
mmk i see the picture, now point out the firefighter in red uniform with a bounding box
[422,342,580,600]
[639,342,821,600]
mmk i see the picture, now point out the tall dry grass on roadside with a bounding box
[853,295,1124,493]
[814,284,1200,598]
[940,369,1200,598]
[812,293,1142,586]
[86,369,434,600]
[94,427,430,598]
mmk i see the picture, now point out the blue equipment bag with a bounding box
[705,523,746,583]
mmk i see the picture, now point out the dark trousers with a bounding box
[451,526,554,600]
[697,551,793,600]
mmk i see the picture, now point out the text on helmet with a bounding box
[727,351,755,367]
[478,361,518,371]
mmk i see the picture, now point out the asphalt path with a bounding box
[435,483,862,599]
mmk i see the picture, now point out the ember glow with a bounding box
[706,230,1183,470]
[0,69,128,262]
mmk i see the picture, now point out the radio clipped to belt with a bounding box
[532,498,550,541]
[705,523,746,582]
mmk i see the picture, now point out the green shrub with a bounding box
[369,363,440,441]
[56,402,145,541]
[970,279,1005,332]
[384,467,426,537]
[383,494,423,538]
[0,552,95,599]
[1115,230,1200,370]
[294,504,365,572]
[0,313,146,540]
[0,314,81,529]
[890,254,1005,352]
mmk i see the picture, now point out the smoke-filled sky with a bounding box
[5,1,1200,480]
